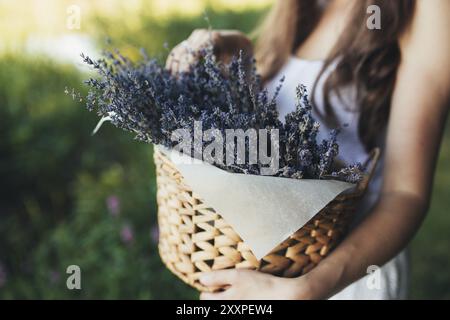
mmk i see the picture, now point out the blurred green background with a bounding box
[0,0,448,299]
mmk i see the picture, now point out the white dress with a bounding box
[266,56,409,300]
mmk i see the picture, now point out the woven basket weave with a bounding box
[154,147,380,292]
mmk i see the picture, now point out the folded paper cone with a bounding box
[157,146,355,260]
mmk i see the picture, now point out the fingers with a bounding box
[165,29,212,74]
[199,269,239,287]
[165,29,253,74]
[190,28,215,44]
[165,43,189,74]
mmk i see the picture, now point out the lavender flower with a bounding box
[120,224,134,244]
[331,163,365,183]
[106,195,120,217]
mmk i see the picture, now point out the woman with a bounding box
[166,0,449,299]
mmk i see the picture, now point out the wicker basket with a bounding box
[154,147,380,292]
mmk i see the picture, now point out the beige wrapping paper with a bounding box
[157,146,355,260]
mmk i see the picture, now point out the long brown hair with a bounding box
[255,0,415,150]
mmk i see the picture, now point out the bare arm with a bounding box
[302,0,450,299]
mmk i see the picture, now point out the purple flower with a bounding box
[299,149,313,167]
[150,224,159,244]
[106,195,120,217]
[120,224,134,244]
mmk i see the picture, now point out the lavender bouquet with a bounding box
[79,46,363,183]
